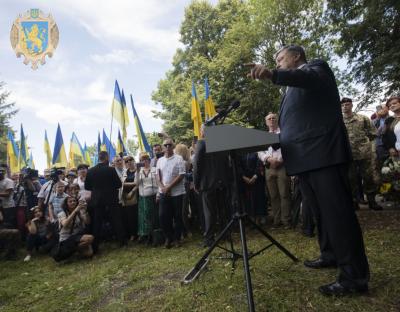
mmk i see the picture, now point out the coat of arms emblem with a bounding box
[10,9,59,70]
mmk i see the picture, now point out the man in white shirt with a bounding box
[258,113,291,228]
[156,138,186,248]
[0,167,16,227]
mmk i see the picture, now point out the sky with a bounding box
[0,0,216,172]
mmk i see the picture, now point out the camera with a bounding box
[21,167,39,180]
[50,167,65,183]
[156,152,164,159]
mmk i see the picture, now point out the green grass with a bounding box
[1,209,399,312]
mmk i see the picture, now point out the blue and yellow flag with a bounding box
[44,130,52,169]
[120,89,129,142]
[117,129,127,155]
[52,123,68,168]
[18,124,29,170]
[7,130,19,173]
[191,82,202,137]
[130,94,152,155]
[28,152,35,169]
[102,129,116,161]
[83,143,92,167]
[111,80,129,136]
[69,132,85,168]
[204,78,217,119]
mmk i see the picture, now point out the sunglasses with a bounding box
[124,159,133,163]
[164,144,172,147]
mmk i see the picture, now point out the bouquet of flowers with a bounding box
[379,157,400,202]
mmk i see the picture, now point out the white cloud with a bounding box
[91,49,138,65]
[55,0,186,60]
[8,79,109,127]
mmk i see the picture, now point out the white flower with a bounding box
[381,167,391,174]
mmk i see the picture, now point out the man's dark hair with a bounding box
[77,164,89,170]
[386,95,400,108]
[98,151,109,162]
[275,45,307,63]
[340,97,353,104]
[152,144,161,149]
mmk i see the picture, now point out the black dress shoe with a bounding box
[319,281,368,296]
[304,258,337,269]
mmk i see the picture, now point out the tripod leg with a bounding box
[248,218,298,262]
[182,218,235,284]
[238,217,255,312]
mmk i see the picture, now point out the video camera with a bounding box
[50,167,65,183]
[21,167,39,180]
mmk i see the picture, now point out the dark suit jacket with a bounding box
[85,162,122,206]
[272,60,352,175]
[193,139,230,192]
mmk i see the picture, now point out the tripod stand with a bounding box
[182,125,299,312]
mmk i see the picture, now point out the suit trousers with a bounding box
[201,186,230,243]
[111,204,126,245]
[91,202,126,250]
[298,164,370,287]
[201,189,218,243]
[265,166,292,225]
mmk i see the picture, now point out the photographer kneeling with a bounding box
[53,197,93,262]
[24,207,55,262]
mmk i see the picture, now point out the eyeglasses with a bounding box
[124,159,132,163]
[163,144,172,147]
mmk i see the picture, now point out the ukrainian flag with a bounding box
[7,130,19,173]
[204,78,217,119]
[28,152,35,169]
[83,143,92,167]
[117,129,127,155]
[18,124,29,170]
[97,132,104,153]
[52,123,68,168]
[191,82,202,138]
[111,80,129,136]
[130,94,152,155]
[69,132,85,168]
[120,89,129,142]
[44,130,52,169]
[102,129,116,161]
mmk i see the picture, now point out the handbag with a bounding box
[122,186,138,206]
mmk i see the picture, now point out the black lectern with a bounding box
[182,125,298,312]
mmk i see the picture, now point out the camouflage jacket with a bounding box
[343,113,377,160]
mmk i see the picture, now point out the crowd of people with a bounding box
[0,95,398,263]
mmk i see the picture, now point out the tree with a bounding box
[152,0,348,141]
[326,0,400,106]
[146,132,163,147]
[0,82,18,163]
[125,139,138,156]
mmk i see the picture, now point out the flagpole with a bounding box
[109,93,115,158]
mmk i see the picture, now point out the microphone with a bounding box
[205,100,240,126]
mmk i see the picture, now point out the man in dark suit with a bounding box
[193,125,230,247]
[246,45,369,296]
[85,151,122,253]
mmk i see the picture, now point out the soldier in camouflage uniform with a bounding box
[341,98,382,210]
